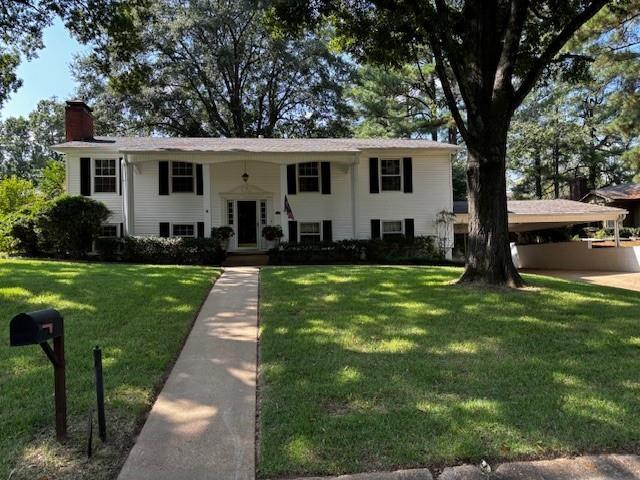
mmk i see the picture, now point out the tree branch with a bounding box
[513,0,610,107]
[493,0,529,98]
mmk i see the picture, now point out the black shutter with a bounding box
[159,161,169,195]
[288,221,298,243]
[197,222,205,238]
[371,219,381,239]
[404,218,415,238]
[119,222,124,237]
[321,162,331,194]
[369,158,379,193]
[159,222,170,238]
[118,158,123,196]
[196,164,203,195]
[403,157,413,193]
[287,164,297,195]
[80,157,91,196]
[322,220,332,242]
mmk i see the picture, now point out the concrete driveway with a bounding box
[523,269,640,292]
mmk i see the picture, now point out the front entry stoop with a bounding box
[223,252,269,267]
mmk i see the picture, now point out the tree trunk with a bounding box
[553,140,560,198]
[534,154,542,199]
[458,118,524,288]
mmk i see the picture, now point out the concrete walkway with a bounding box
[524,269,640,292]
[118,267,258,480]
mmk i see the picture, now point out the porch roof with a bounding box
[53,136,463,154]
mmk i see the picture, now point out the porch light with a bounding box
[242,160,249,183]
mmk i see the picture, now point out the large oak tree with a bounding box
[74,0,354,137]
[275,0,624,286]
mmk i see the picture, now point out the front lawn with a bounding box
[0,259,218,479]
[259,266,640,478]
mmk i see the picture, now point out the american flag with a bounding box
[284,195,295,220]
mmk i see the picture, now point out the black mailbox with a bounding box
[10,309,63,346]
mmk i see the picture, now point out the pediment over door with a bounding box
[220,183,273,199]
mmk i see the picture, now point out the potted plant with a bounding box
[262,225,283,249]
[212,226,234,250]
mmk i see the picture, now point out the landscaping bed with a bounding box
[0,259,219,479]
[258,266,640,478]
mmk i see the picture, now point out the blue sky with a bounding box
[1,19,88,119]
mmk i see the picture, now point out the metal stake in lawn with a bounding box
[93,345,107,441]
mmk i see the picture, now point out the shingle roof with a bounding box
[52,136,463,153]
[588,183,640,201]
[453,199,626,216]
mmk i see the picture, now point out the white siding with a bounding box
[134,160,204,235]
[286,162,354,241]
[65,155,124,225]
[65,149,455,247]
[355,151,453,239]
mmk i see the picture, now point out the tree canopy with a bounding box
[73,0,354,137]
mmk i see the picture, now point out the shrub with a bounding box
[1,202,49,255]
[268,236,444,265]
[38,196,111,258]
[212,226,234,241]
[96,236,226,265]
[262,225,283,241]
[0,176,38,217]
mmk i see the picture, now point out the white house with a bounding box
[54,101,459,253]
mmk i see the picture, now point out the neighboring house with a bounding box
[581,184,640,228]
[53,101,459,253]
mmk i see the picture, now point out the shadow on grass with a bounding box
[258,266,640,478]
[0,259,217,479]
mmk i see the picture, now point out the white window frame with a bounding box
[172,223,196,238]
[98,223,119,238]
[381,220,404,239]
[171,161,195,193]
[299,221,322,243]
[297,162,321,193]
[93,158,118,194]
[260,200,268,226]
[227,200,235,226]
[379,158,402,192]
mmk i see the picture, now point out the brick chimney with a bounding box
[65,100,94,141]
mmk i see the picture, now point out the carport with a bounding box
[454,199,628,245]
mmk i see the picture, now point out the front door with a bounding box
[237,201,257,246]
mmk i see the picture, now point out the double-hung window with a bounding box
[298,162,320,192]
[171,162,194,192]
[172,224,195,237]
[382,220,403,239]
[380,159,401,191]
[94,159,117,193]
[98,224,118,238]
[300,222,321,243]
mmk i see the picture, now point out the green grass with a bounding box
[258,266,640,478]
[0,259,218,479]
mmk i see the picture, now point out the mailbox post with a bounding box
[10,309,66,441]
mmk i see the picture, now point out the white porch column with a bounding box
[202,163,212,237]
[279,163,289,241]
[614,217,621,248]
[121,158,135,235]
[350,161,358,239]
